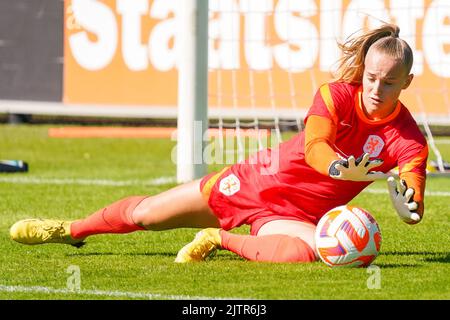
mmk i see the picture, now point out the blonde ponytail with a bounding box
[333,24,413,84]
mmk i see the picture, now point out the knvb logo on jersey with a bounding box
[363,135,384,157]
[219,174,240,196]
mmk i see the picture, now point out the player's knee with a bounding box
[130,196,155,228]
[130,196,175,230]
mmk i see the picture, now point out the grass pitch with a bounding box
[0,124,449,300]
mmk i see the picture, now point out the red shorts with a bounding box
[200,167,310,235]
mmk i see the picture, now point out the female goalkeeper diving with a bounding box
[10,23,428,263]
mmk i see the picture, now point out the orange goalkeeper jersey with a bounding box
[204,82,428,231]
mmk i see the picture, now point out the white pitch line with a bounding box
[0,176,176,187]
[0,284,247,300]
[364,188,450,197]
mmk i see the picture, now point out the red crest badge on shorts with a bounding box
[219,174,240,196]
[363,135,384,157]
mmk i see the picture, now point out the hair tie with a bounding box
[392,26,400,38]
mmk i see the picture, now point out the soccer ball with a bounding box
[315,205,382,268]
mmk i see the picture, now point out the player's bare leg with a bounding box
[10,179,220,246]
[132,179,220,230]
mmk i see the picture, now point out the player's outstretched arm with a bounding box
[304,115,341,175]
[304,115,388,181]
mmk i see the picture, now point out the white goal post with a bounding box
[176,0,209,183]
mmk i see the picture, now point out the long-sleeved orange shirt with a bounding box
[202,82,428,232]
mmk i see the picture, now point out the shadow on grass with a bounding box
[423,253,450,263]
[65,251,244,261]
[65,251,176,258]
[65,249,450,265]
[382,251,450,264]
[375,263,420,268]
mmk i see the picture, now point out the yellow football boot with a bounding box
[174,228,222,263]
[9,219,85,247]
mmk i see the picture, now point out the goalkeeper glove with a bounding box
[387,176,421,224]
[329,153,386,181]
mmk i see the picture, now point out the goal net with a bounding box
[197,0,450,178]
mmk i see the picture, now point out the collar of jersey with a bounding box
[355,86,401,125]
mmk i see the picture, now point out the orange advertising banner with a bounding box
[64,0,450,118]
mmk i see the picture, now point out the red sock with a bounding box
[70,196,147,239]
[220,231,317,263]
